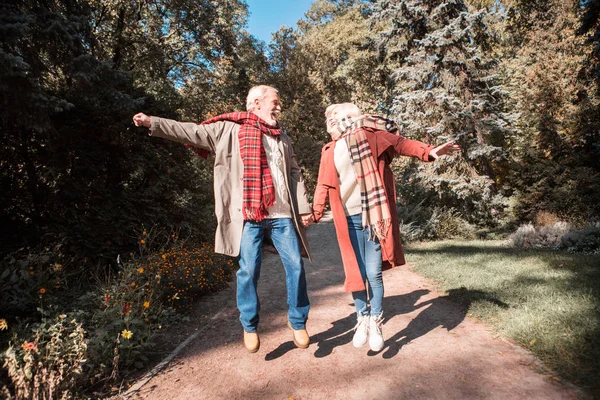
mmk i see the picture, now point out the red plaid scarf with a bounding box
[196,112,281,221]
[332,115,394,240]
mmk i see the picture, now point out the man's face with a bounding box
[254,89,281,124]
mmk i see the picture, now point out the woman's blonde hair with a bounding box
[324,103,361,120]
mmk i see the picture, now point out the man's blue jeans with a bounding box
[237,218,310,332]
[347,213,384,317]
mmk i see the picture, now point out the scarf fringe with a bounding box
[244,207,268,222]
[368,218,391,242]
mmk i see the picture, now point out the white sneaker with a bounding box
[368,314,384,352]
[352,314,369,348]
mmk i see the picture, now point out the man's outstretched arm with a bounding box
[133,112,225,153]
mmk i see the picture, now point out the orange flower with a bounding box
[21,342,37,352]
[139,239,145,245]
[143,301,150,309]
[137,267,144,274]
[39,288,46,294]
[131,282,136,287]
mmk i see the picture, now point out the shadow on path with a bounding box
[381,287,508,359]
[265,287,509,361]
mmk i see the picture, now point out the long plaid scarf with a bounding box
[332,115,397,240]
[199,112,281,221]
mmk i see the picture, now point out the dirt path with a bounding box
[126,218,584,400]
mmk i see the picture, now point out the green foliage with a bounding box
[0,0,260,278]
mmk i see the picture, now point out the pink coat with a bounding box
[313,128,434,292]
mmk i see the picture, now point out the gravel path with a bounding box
[126,218,584,400]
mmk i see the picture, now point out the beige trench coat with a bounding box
[150,117,312,260]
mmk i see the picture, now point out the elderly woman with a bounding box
[312,103,460,352]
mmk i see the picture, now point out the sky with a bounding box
[245,0,315,43]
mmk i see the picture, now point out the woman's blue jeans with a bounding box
[237,218,310,332]
[347,213,384,317]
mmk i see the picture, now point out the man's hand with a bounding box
[133,112,152,128]
[300,213,315,227]
[430,141,461,160]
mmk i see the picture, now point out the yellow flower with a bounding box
[39,288,46,294]
[138,267,144,274]
[143,301,150,309]
[0,319,8,330]
[121,330,133,340]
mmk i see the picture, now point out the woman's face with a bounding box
[326,110,340,134]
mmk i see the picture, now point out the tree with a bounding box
[0,0,260,276]
[501,0,600,222]
[370,0,515,226]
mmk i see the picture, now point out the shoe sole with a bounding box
[369,342,384,352]
[246,345,260,353]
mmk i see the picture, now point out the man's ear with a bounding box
[254,98,261,109]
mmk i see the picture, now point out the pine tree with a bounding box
[370,0,516,226]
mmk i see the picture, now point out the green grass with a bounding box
[405,240,600,397]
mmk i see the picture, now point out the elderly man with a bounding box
[133,85,314,353]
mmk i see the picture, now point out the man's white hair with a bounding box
[246,85,278,111]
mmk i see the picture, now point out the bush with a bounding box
[83,256,175,384]
[509,221,600,254]
[3,315,86,400]
[509,222,571,248]
[560,226,600,254]
[397,203,476,242]
[1,236,237,398]
[0,251,66,319]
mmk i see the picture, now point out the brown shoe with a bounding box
[243,331,260,353]
[288,322,310,349]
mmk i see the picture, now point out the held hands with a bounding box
[300,213,315,227]
[429,141,461,160]
[132,112,152,128]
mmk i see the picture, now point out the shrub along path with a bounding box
[124,219,584,400]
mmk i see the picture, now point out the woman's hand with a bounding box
[300,213,315,227]
[430,141,461,160]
